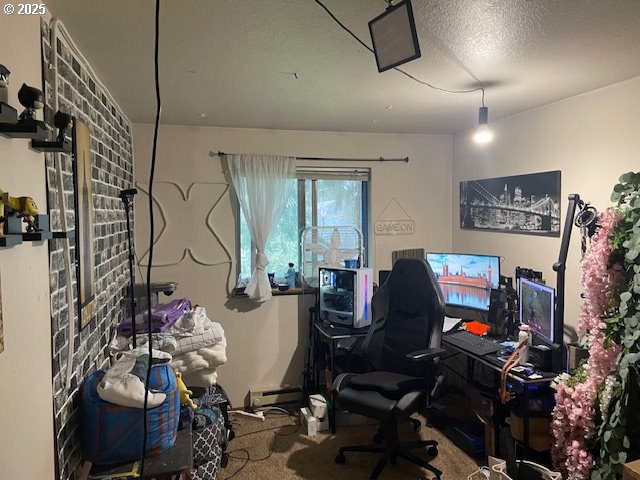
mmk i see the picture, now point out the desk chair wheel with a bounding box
[410,418,421,432]
[335,452,346,464]
[427,446,438,457]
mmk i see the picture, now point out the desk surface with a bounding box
[314,321,370,340]
[89,427,193,479]
[442,333,558,385]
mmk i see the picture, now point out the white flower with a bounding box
[599,375,618,421]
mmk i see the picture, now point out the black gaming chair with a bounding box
[332,258,446,479]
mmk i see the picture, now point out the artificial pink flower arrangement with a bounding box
[551,209,624,479]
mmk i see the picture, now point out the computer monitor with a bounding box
[519,278,555,343]
[426,253,500,311]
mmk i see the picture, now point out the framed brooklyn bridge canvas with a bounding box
[460,170,561,237]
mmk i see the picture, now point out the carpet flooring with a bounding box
[217,412,480,480]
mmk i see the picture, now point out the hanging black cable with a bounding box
[313,0,484,98]
[140,0,161,476]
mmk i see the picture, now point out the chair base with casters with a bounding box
[333,371,444,480]
[335,419,441,479]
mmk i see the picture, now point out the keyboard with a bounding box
[444,330,502,356]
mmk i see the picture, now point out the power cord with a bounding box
[219,413,300,480]
[313,0,485,98]
[140,0,162,476]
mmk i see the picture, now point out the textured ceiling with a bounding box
[46,0,640,134]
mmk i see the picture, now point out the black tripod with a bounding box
[120,188,138,347]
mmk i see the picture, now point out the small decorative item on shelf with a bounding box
[1,189,39,233]
[0,189,51,244]
[31,110,73,153]
[0,83,48,139]
[17,83,45,127]
[0,64,9,104]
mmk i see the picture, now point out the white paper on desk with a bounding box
[443,316,462,333]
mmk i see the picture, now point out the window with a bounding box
[237,167,370,283]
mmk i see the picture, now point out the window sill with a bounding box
[230,287,317,298]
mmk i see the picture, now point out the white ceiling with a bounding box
[46,0,640,134]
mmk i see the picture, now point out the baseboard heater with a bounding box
[249,386,302,408]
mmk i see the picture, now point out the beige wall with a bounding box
[452,76,640,340]
[0,14,55,480]
[133,124,452,404]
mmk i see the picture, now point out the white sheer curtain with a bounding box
[227,154,296,302]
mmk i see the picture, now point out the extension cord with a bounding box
[233,410,265,421]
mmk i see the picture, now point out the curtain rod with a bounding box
[210,151,408,163]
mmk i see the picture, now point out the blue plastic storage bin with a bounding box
[82,361,180,465]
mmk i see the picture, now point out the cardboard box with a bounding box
[568,343,589,371]
[510,413,552,452]
[624,459,640,480]
[484,424,496,457]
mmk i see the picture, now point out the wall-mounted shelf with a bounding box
[2,214,53,245]
[23,230,53,242]
[0,235,23,248]
[52,230,75,239]
[31,137,72,154]
[0,121,49,140]
[0,102,49,141]
[0,102,17,123]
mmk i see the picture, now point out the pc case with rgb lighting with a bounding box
[319,267,373,329]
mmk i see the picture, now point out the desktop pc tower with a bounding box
[318,267,373,329]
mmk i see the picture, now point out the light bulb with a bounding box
[473,124,494,144]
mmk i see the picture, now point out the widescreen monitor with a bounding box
[426,253,500,311]
[519,278,555,343]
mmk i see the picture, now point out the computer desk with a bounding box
[313,321,369,434]
[442,332,558,458]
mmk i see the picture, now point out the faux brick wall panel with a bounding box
[41,19,134,480]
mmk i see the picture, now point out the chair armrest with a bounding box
[406,347,447,362]
[332,373,356,393]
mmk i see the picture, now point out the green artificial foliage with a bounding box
[592,172,640,478]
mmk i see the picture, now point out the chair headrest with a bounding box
[387,258,441,303]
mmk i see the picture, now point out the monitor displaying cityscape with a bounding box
[519,278,555,343]
[426,253,500,311]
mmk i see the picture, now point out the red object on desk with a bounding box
[464,321,490,336]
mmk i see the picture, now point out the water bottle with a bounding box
[518,325,531,364]
[286,262,296,288]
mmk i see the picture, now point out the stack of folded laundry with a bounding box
[111,299,227,387]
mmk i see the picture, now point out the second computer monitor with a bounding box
[426,253,500,311]
[519,278,555,343]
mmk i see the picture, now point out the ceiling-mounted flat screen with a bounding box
[368,0,421,73]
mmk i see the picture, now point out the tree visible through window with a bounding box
[237,169,369,284]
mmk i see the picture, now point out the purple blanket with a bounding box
[118,298,192,337]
